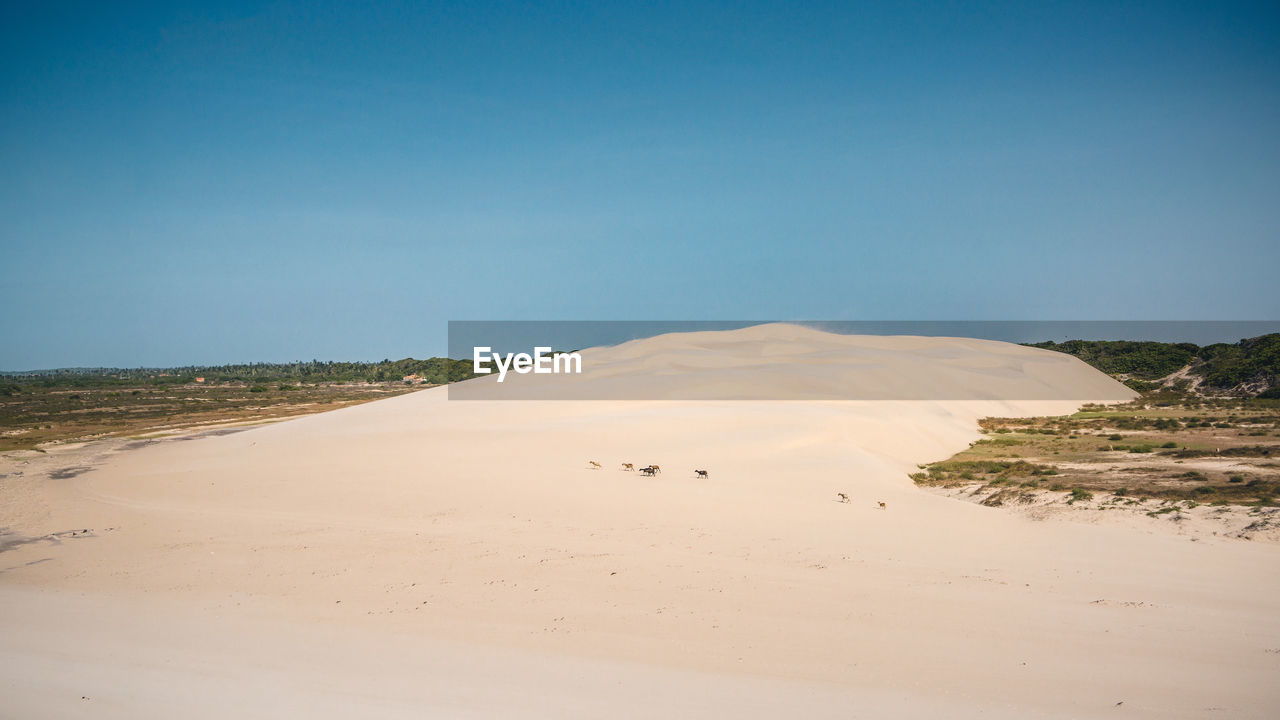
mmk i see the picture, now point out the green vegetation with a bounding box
[1069,488,1094,503]
[1027,339,1197,380]
[0,382,432,452]
[913,393,1280,507]
[0,357,482,451]
[908,459,1060,486]
[1198,334,1280,389]
[920,334,1280,509]
[0,357,479,388]
[1029,333,1280,396]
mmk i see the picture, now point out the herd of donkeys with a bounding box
[588,460,708,478]
[586,460,885,508]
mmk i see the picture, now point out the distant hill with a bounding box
[1029,334,1280,397]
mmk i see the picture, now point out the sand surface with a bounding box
[2,325,1278,718]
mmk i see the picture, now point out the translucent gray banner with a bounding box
[446,321,1279,401]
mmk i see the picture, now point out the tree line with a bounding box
[1,357,480,388]
[1029,333,1280,396]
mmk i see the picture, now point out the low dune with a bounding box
[1,325,1276,718]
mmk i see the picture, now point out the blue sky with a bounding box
[2,1,1278,368]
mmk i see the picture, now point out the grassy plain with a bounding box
[912,391,1280,507]
[0,381,422,451]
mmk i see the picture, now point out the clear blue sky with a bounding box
[2,1,1278,368]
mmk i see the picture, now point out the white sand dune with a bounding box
[453,323,1137,400]
[2,325,1277,718]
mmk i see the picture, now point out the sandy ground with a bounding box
[2,326,1278,718]
[925,480,1280,542]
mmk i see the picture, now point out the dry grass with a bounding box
[911,394,1280,506]
[0,382,423,451]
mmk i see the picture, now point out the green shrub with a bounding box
[1069,488,1093,503]
[1028,340,1196,379]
